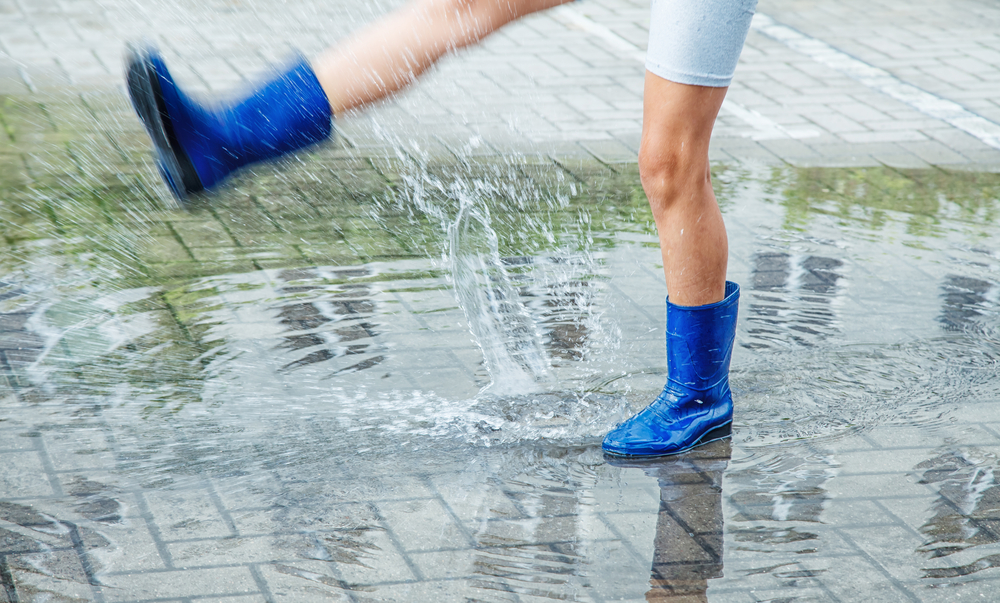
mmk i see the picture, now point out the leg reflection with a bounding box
[607,439,730,602]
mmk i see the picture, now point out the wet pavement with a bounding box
[7,0,1000,165]
[2,154,1000,601]
[3,0,1000,602]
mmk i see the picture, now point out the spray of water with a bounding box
[448,182,550,394]
[386,134,578,395]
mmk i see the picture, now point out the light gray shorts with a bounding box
[646,0,758,88]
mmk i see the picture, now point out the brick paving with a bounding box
[3,0,1000,167]
[2,0,1000,602]
[0,155,997,601]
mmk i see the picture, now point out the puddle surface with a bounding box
[2,154,1000,601]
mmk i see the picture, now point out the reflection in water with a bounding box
[607,440,730,601]
[470,453,593,600]
[275,268,385,375]
[744,252,844,350]
[0,284,43,391]
[939,275,997,332]
[723,451,835,592]
[916,451,1000,580]
[4,159,1000,601]
[514,256,606,371]
[524,270,593,364]
[729,452,835,524]
[0,501,110,599]
[777,166,1000,234]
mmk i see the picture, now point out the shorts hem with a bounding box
[645,61,734,88]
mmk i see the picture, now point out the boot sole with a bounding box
[125,44,204,200]
[602,421,732,458]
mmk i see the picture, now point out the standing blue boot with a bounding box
[125,45,333,201]
[603,281,739,457]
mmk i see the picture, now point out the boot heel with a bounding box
[698,421,732,446]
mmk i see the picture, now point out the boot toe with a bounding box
[602,414,677,457]
[602,405,732,457]
[125,43,205,199]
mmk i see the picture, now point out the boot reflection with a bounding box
[607,439,730,602]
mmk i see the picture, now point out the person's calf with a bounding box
[637,141,727,306]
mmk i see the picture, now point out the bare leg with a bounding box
[125,0,571,200]
[314,0,572,116]
[639,72,729,307]
[601,72,737,457]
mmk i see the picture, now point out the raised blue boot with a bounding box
[603,281,739,457]
[125,45,333,201]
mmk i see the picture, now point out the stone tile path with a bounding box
[1,0,1000,602]
[3,0,1000,168]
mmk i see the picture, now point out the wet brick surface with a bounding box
[1,0,1000,601]
[2,0,1000,166]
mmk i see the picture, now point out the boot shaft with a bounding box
[219,56,332,165]
[146,50,332,192]
[666,281,740,389]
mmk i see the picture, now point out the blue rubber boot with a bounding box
[603,281,739,457]
[125,44,332,201]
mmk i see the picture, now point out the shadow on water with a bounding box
[2,148,1000,600]
[606,439,731,602]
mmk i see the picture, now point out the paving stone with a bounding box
[100,566,261,602]
[2,1,1000,602]
[0,451,57,497]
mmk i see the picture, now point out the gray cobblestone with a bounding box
[4,1,1000,602]
[1,0,1000,166]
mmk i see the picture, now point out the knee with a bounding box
[638,133,710,217]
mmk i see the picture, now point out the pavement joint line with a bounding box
[152,512,654,544]
[420,476,481,549]
[551,5,817,141]
[65,520,106,601]
[832,527,921,602]
[367,506,426,582]
[96,419,178,571]
[31,432,65,498]
[247,564,277,603]
[112,594,265,603]
[594,511,654,566]
[203,479,240,538]
[405,537,625,553]
[303,533,360,603]
[978,423,1000,441]
[869,499,931,543]
[752,13,1000,151]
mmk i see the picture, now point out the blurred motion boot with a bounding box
[125,44,333,201]
[603,281,739,457]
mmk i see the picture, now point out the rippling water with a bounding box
[2,158,1000,601]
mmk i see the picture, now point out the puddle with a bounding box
[2,153,1000,601]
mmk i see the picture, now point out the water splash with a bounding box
[388,137,587,395]
[449,191,550,394]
